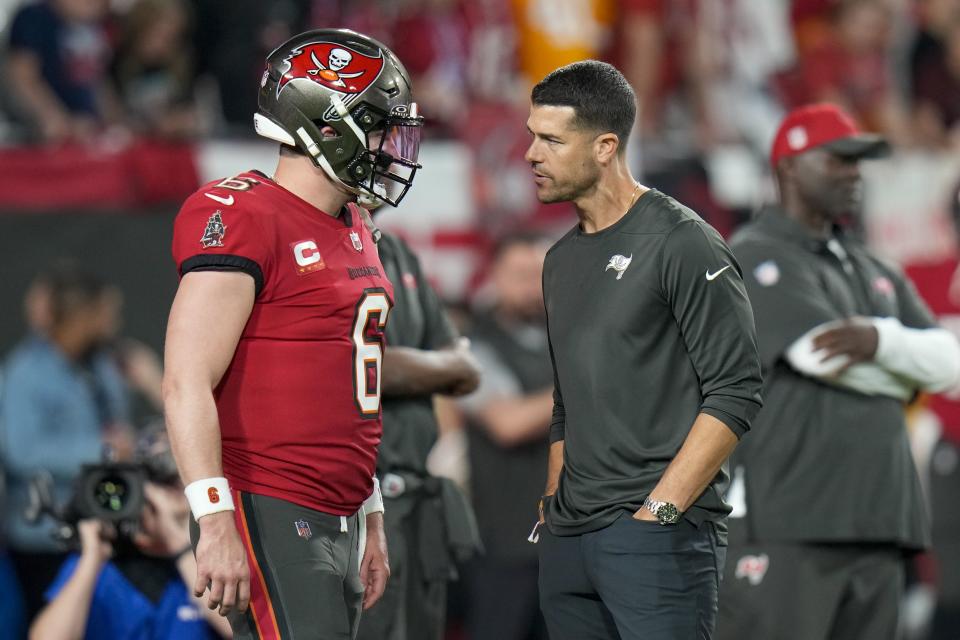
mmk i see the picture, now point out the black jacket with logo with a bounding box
[729,208,934,550]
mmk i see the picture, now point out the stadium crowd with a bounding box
[1,0,959,639]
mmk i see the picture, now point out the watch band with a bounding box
[642,496,681,525]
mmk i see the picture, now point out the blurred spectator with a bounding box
[510,0,613,87]
[459,233,552,640]
[6,0,118,142]
[462,0,523,105]
[791,0,841,55]
[779,0,911,142]
[112,0,199,139]
[28,427,231,639]
[21,266,163,419]
[22,268,56,335]
[308,0,389,43]
[389,0,471,136]
[695,0,795,150]
[910,0,960,148]
[460,101,572,233]
[617,0,708,151]
[615,0,747,235]
[319,0,509,136]
[1,266,133,620]
[909,0,960,98]
[192,0,309,132]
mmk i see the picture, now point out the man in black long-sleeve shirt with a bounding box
[526,61,763,640]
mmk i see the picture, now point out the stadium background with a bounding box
[0,0,959,638]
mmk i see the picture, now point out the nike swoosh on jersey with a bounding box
[705,265,732,281]
[205,193,235,206]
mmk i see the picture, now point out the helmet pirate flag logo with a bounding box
[277,42,385,98]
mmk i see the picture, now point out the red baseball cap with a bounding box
[770,103,890,167]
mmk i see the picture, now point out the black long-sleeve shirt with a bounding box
[543,189,763,536]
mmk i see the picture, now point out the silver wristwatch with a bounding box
[642,497,681,525]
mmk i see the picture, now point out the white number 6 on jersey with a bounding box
[352,289,391,417]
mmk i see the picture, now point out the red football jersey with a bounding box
[171,171,393,515]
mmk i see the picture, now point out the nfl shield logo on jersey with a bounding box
[294,519,312,540]
[873,276,894,298]
[350,231,363,252]
[753,260,780,287]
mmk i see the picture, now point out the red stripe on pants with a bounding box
[233,489,282,640]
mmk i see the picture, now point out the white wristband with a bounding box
[184,477,235,520]
[362,477,384,515]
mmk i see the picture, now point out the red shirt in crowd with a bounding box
[172,171,393,515]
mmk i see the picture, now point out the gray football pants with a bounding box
[191,490,364,640]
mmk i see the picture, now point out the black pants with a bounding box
[715,541,904,640]
[467,557,548,640]
[538,514,725,640]
[356,495,446,640]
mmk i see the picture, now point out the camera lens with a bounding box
[94,475,129,513]
[74,463,145,522]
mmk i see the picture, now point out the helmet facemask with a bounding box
[325,97,423,208]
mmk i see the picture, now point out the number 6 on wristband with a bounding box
[184,478,234,519]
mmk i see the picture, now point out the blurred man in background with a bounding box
[909,0,960,149]
[459,232,553,640]
[718,103,960,640]
[28,426,230,639]
[112,0,199,140]
[6,0,117,142]
[1,265,133,621]
[356,222,481,640]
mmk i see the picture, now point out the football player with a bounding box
[162,29,422,640]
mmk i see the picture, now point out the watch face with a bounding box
[657,503,681,525]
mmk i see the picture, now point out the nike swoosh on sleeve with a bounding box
[205,193,235,206]
[705,265,732,281]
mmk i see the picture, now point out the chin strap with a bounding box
[352,204,382,244]
[356,182,388,210]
